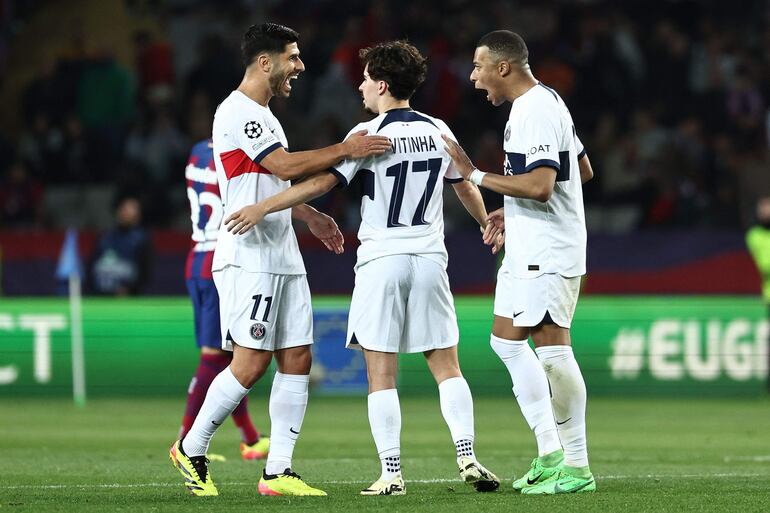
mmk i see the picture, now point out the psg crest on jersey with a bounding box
[250,322,267,341]
[244,121,262,139]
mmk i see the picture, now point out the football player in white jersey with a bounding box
[169,23,392,498]
[443,30,596,495]
[225,40,501,497]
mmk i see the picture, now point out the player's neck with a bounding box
[378,97,410,113]
[507,72,538,102]
[237,74,272,107]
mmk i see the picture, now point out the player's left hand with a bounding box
[225,204,266,235]
[442,135,474,179]
[490,232,505,255]
[306,212,344,254]
[483,208,505,245]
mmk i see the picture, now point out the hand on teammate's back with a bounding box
[441,135,474,178]
[343,130,393,159]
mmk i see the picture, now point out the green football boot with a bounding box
[512,450,563,491]
[521,464,596,495]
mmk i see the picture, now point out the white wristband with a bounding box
[469,169,486,186]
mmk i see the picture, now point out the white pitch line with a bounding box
[1,473,767,490]
[723,455,770,463]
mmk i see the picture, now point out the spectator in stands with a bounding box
[0,161,44,228]
[90,196,152,296]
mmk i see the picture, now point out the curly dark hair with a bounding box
[358,40,427,100]
[241,23,299,67]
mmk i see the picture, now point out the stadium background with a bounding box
[1,1,769,511]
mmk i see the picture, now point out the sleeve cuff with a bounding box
[444,177,464,184]
[577,148,587,160]
[525,158,560,173]
[253,142,283,164]
[329,167,348,188]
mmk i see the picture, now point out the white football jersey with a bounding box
[502,83,587,278]
[332,109,463,269]
[211,91,306,275]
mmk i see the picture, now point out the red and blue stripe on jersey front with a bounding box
[185,139,220,280]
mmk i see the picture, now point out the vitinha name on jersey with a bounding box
[390,135,438,154]
[609,318,768,381]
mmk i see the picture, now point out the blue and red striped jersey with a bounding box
[185,139,222,280]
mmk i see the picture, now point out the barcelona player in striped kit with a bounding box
[181,139,269,461]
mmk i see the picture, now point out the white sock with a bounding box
[182,367,249,457]
[490,335,561,457]
[265,372,309,475]
[438,376,476,462]
[368,388,401,479]
[536,345,589,468]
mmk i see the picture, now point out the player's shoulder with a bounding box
[417,111,452,134]
[345,117,379,138]
[519,85,559,110]
[514,84,564,123]
[216,91,269,122]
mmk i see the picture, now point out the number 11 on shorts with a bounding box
[250,294,273,322]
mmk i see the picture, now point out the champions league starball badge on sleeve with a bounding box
[244,121,263,139]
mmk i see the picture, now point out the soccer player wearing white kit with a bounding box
[168,23,391,498]
[226,40,501,497]
[443,30,596,495]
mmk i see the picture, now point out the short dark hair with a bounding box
[477,30,529,69]
[241,23,299,67]
[359,40,427,101]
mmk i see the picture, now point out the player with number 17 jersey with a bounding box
[331,109,463,353]
[331,109,463,271]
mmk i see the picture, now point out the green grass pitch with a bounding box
[2,396,769,512]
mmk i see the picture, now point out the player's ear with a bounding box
[499,60,511,77]
[377,80,388,96]
[257,53,272,72]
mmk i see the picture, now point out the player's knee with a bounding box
[276,345,312,374]
[231,363,268,388]
[490,335,525,361]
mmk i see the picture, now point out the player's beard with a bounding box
[269,69,291,98]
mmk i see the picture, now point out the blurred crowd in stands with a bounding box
[1,0,770,234]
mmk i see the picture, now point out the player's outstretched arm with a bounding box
[261,130,390,181]
[224,172,339,235]
[442,135,556,202]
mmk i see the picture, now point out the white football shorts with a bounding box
[346,255,459,353]
[493,267,581,328]
[213,265,313,351]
